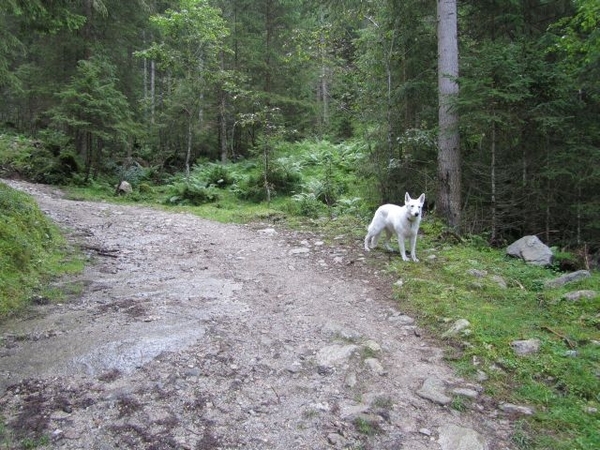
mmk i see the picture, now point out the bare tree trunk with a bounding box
[320,63,329,135]
[219,91,227,163]
[490,121,497,243]
[436,0,461,231]
[385,37,394,164]
[545,140,550,243]
[185,114,192,179]
[318,10,329,136]
[150,60,155,124]
[219,51,228,163]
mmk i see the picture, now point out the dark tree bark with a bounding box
[436,0,461,231]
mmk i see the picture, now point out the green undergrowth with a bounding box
[388,223,599,450]
[0,182,83,317]
[59,138,374,225]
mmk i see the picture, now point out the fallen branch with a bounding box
[541,326,576,349]
[81,244,119,258]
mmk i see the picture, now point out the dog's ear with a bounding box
[418,193,425,204]
[405,192,411,204]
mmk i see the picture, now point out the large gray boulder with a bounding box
[506,236,553,266]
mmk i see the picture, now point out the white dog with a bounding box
[364,192,426,261]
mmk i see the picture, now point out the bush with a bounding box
[203,163,234,188]
[164,178,220,206]
[236,163,302,203]
[0,133,79,184]
[0,183,72,316]
[290,192,327,218]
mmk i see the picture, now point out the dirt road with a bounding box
[0,180,515,449]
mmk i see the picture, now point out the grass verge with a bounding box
[389,222,599,450]
[0,182,84,318]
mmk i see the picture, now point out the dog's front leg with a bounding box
[397,236,409,261]
[409,235,419,262]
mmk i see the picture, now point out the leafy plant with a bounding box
[164,178,219,206]
[0,183,82,316]
[353,416,381,436]
[291,192,326,218]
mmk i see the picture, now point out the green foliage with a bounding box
[236,160,302,203]
[116,163,161,187]
[549,0,600,76]
[140,0,229,76]
[0,133,79,184]
[290,192,327,218]
[49,56,135,142]
[192,162,235,188]
[353,416,381,436]
[164,177,220,206]
[47,55,137,180]
[0,183,81,317]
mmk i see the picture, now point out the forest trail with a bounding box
[1,180,515,449]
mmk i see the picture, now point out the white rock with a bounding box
[438,424,487,450]
[510,338,541,356]
[416,377,452,406]
[442,319,471,338]
[364,358,386,375]
[316,344,358,367]
[499,402,535,416]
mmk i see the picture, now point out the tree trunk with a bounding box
[384,29,395,166]
[150,59,156,124]
[490,120,497,243]
[186,114,192,179]
[318,10,330,136]
[219,89,228,163]
[219,51,227,163]
[436,0,461,231]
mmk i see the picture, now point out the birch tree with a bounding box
[138,0,229,177]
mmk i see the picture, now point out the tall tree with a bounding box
[48,56,135,180]
[436,0,461,230]
[139,0,230,175]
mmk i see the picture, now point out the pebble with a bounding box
[364,358,386,375]
[416,377,452,406]
[499,402,535,416]
[451,387,479,399]
[510,339,541,356]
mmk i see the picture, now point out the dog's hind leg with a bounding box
[364,233,373,251]
[383,229,395,252]
[364,228,380,251]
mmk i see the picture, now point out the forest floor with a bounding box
[1,180,517,450]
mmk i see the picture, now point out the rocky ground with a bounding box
[0,180,517,449]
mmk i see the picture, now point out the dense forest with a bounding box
[1,0,599,249]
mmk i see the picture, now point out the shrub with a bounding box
[0,183,72,316]
[236,163,302,203]
[291,192,327,218]
[0,133,80,184]
[164,179,220,206]
[193,162,235,188]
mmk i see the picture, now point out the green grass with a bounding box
[389,224,600,449]
[0,182,84,317]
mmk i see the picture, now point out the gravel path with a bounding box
[0,180,515,449]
